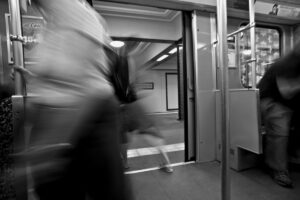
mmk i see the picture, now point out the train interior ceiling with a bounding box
[2,0,300,200]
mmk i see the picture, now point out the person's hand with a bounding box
[277,76,300,100]
[10,65,35,81]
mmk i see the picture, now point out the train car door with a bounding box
[190,10,218,162]
[93,1,188,171]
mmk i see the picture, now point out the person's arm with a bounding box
[11,65,36,81]
[277,76,300,100]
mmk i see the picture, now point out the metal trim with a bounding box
[210,13,217,91]
[9,0,25,95]
[5,13,13,64]
[191,10,200,161]
[249,0,256,89]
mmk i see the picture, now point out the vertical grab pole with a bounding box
[249,0,256,88]
[216,0,231,200]
[9,0,25,95]
[9,1,27,200]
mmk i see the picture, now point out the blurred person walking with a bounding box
[0,84,15,199]
[15,0,133,199]
[108,42,173,173]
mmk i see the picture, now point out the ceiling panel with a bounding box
[93,1,180,22]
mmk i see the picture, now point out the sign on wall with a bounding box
[5,14,45,64]
[136,82,154,90]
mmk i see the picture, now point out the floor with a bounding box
[126,112,300,199]
[28,162,300,200]
[27,113,300,200]
[128,112,184,149]
[128,162,300,200]
[126,150,185,172]
[125,112,185,171]
[127,143,184,158]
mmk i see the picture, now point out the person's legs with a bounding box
[127,102,173,172]
[71,96,133,200]
[121,143,129,169]
[120,106,130,169]
[261,98,293,187]
[27,104,85,200]
[143,132,173,173]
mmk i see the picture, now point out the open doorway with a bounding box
[94,1,185,170]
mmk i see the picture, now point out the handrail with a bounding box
[197,22,256,52]
[212,22,255,45]
[241,58,257,65]
[227,22,255,38]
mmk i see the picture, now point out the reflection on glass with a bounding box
[239,27,280,88]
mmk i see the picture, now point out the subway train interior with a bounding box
[1,0,300,199]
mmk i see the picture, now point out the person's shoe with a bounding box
[271,170,293,188]
[123,162,130,170]
[160,164,174,173]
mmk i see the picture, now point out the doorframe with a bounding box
[104,7,196,161]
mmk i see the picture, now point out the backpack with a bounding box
[105,47,137,103]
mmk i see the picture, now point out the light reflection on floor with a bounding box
[127,142,184,158]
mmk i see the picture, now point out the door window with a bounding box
[239,27,280,87]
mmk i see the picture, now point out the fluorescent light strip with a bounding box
[169,47,177,54]
[156,54,168,62]
[125,161,195,174]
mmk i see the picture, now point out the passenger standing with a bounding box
[257,42,300,188]
[16,0,133,199]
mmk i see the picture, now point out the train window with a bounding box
[239,27,280,88]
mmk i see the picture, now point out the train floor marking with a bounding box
[127,142,185,158]
[125,161,195,175]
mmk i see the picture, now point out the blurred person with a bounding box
[108,42,173,173]
[14,0,133,199]
[0,84,15,199]
[257,41,300,188]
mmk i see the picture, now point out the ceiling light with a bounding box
[156,54,169,62]
[110,41,124,48]
[169,48,177,54]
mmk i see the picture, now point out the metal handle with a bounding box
[227,22,255,38]
[10,34,26,43]
[241,58,256,65]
